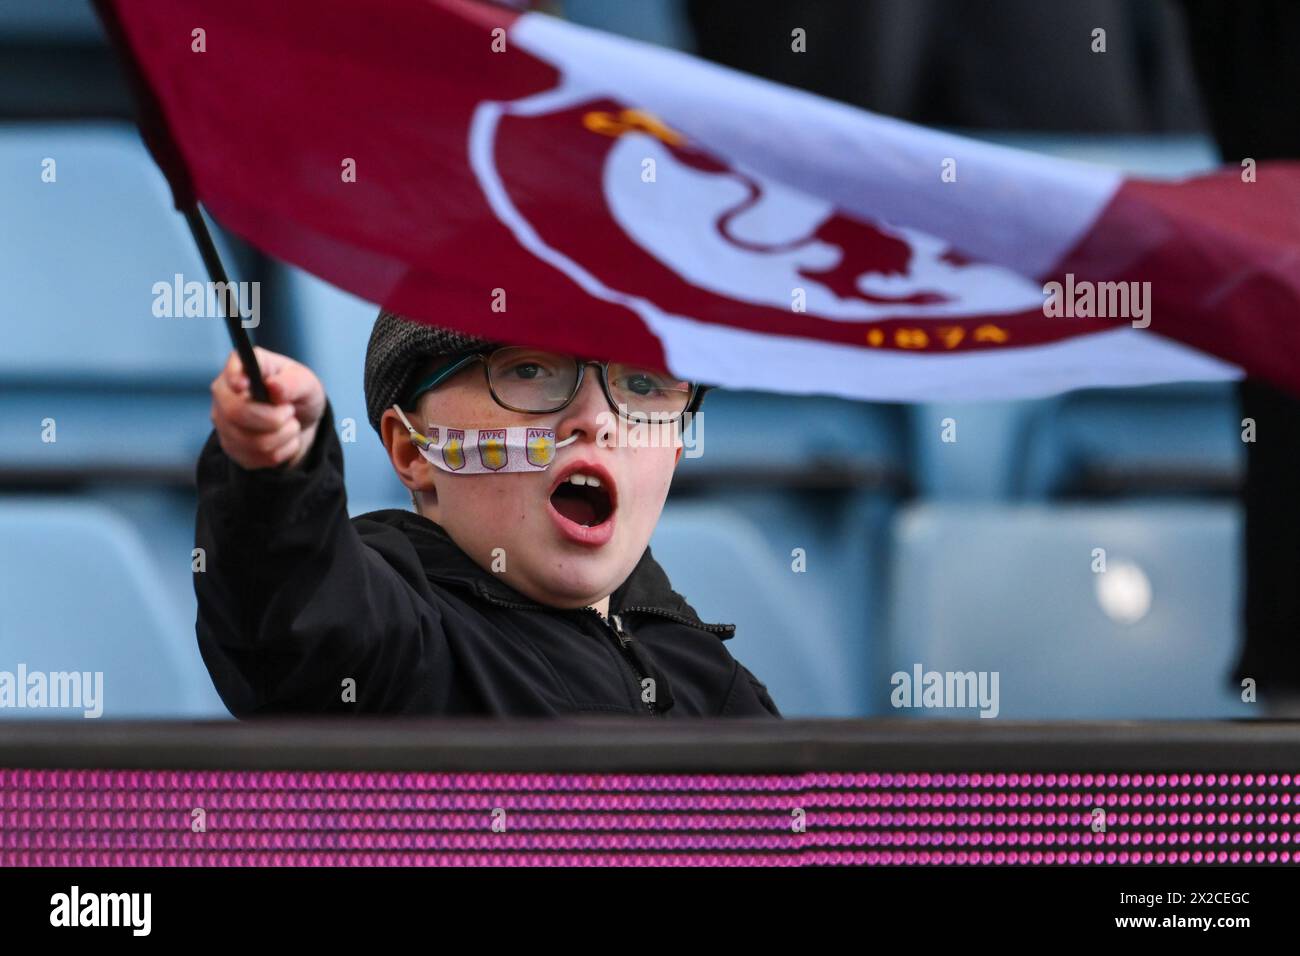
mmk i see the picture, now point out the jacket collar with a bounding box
[358,508,734,636]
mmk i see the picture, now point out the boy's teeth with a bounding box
[585,476,601,488]
[569,474,588,486]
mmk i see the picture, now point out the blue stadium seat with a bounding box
[909,384,1241,501]
[1014,383,1242,498]
[0,123,230,477]
[675,389,908,488]
[906,400,1038,499]
[0,497,229,718]
[651,501,867,716]
[87,485,207,631]
[884,501,1250,719]
[0,124,244,686]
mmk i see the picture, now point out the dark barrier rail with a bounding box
[4,719,1300,771]
[3,720,1299,865]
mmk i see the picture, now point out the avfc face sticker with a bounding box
[442,429,465,471]
[526,428,555,468]
[397,408,575,475]
[479,428,508,471]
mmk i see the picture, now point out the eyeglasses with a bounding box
[405,347,704,422]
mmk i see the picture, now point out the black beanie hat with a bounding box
[362,308,496,437]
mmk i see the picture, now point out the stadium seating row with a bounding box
[0,495,1248,718]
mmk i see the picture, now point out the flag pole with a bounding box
[87,2,269,401]
[183,205,271,404]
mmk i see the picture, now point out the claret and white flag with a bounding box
[97,0,1300,401]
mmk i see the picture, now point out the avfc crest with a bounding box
[526,428,554,468]
[442,428,465,471]
[479,429,507,471]
[474,89,1094,358]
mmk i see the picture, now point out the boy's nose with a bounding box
[553,366,611,445]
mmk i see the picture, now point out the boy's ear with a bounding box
[381,406,437,502]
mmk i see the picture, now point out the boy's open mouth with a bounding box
[550,471,613,526]
[547,461,617,544]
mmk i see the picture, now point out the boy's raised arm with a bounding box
[194,348,447,716]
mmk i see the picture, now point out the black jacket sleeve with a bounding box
[193,399,448,716]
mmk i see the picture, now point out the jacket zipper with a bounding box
[585,608,661,717]
[620,605,736,636]
[471,584,661,716]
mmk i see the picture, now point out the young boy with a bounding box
[194,309,781,718]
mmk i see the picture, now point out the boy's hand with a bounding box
[211,346,326,471]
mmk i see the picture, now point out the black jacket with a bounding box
[194,400,781,718]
